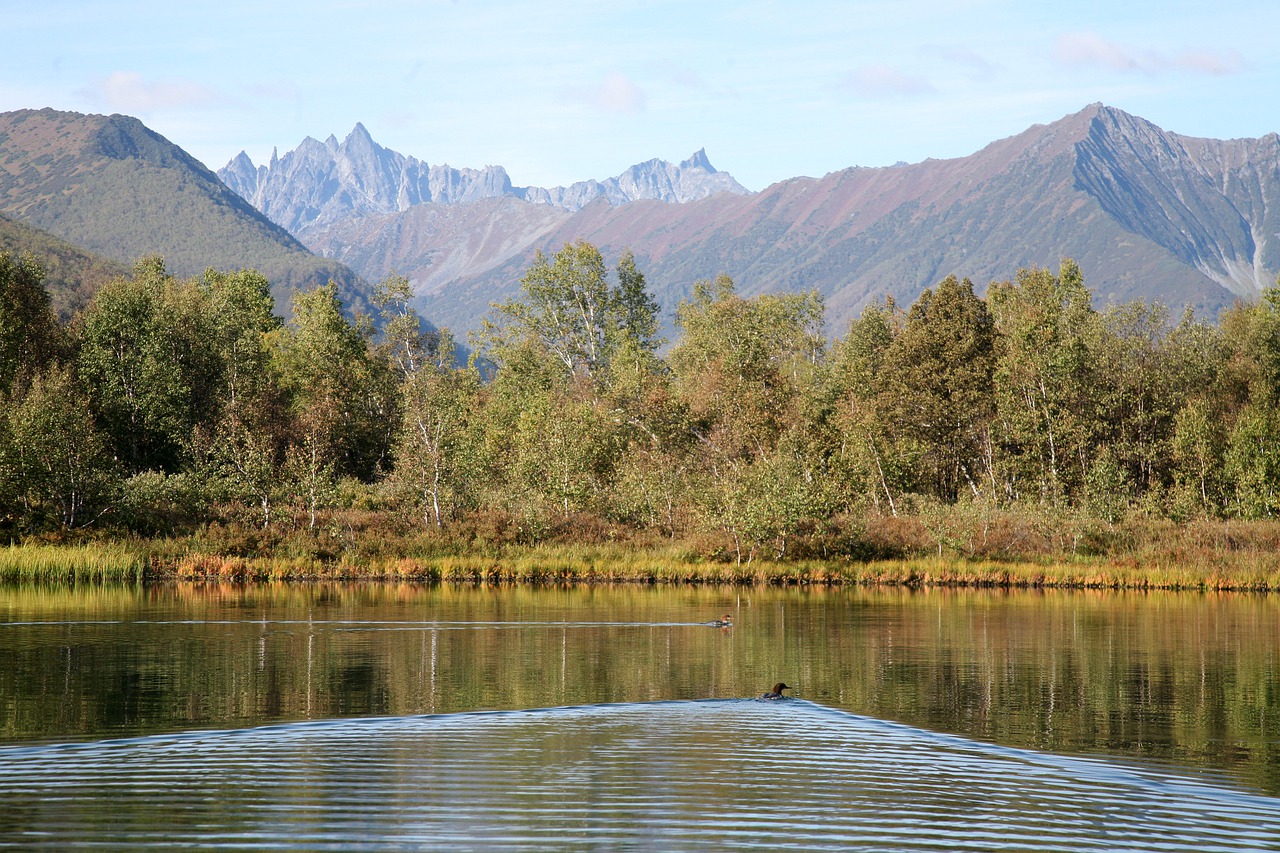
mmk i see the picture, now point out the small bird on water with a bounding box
[710,613,733,627]
[761,682,790,700]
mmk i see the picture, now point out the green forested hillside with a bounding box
[0,212,127,319]
[0,108,370,315]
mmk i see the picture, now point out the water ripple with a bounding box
[2,701,1277,851]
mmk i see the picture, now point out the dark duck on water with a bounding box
[761,682,790,700]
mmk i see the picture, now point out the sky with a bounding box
[6,1,1278,192]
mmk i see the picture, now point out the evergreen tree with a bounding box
[877,275,995,502]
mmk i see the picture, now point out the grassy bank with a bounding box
[4,531,1280,591]
[160,548,1280,590]
[7,504,1280,588]
[0,541,149,583]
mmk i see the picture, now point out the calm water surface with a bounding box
[1,582,1278,850]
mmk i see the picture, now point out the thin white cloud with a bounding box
[1054,32,1244,76]
[648,61,709,92]
[840,65,935,99]
[245,80,301,102]
[84,71,224,112]
[1174,49,1246,76]
[931,45,999,79]
[569,71,648,114]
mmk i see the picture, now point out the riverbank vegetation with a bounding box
[6,244,1280,587]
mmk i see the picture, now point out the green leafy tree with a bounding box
[374,274,438,379]
[5,365,117,529]
[76,257,219,473]
[669,276,828,553]
[392,331,481,528]
[373,274,488,528]
[613,249,662,355]
[1162,311,1232,518]
[0,253,66,396]
[512,391,613,519]
[987,261,1098,506]
[1239,280,1280,404]
[480,242,662,386]
[670,274,825,462]
[602,334,695,532]
[1169,397,1226,518]
[482,241,614,381]
[204,267,281,407]
[211,396,287,528]
[877,275,995,502]
[1090,301,1180,504]
[1224,402,1280,518]
[829,299,906,515]
[272,282,396,484]
[473,244,667,523]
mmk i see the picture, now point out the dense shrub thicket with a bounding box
[4,243,1280,566]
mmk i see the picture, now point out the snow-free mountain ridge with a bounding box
[227,104,1278,336]
[0,105,1274,341]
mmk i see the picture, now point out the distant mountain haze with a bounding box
[217,122,749,232]
[219,104,1276,336]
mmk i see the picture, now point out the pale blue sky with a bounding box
[6,1,1277,190]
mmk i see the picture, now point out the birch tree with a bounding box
[988,261,1097,505]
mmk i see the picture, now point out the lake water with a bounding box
[1,582,1278,850]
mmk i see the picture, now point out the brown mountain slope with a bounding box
[301,104,1256,335]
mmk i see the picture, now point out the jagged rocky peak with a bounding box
[339,122,382,162]
[217,126,751,233]
[1063,102,1273,298]
[348,122,373,143]
[521,149,749,212]
[681,148,713,171]
[219,151,261,199]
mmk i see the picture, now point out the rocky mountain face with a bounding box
[1072,107,1280,297]
[217,125,750,239]
[290,104,1279,336]
[519,149,749,210]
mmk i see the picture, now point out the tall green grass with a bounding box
[0,542,148,583]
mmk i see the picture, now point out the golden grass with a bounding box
[5,512,1280,590]
[138,545,1280,590]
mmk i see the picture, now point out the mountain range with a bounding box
[217,123,748,234]
[218,104,1280,335]
[1,105,1277,337]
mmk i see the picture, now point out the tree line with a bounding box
[3,243,1280,562]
